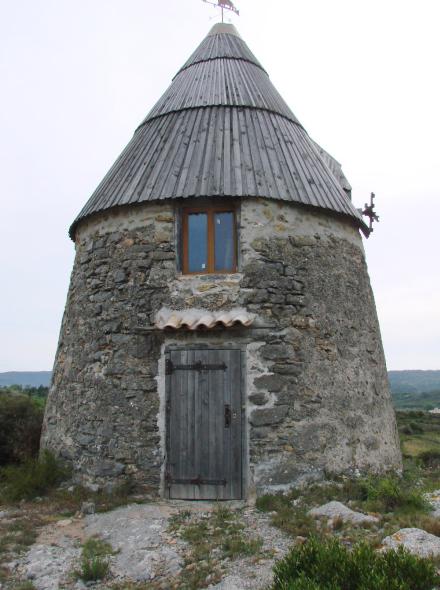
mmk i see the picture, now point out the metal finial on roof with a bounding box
[362,192,380,236]
[203,0,239,23]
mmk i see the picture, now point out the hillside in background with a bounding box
[393,390,440,411]
[1,370,439,410]
[0,371,51,387]
[388,370,440,394]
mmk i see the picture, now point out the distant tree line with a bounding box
[0,384,48,400]
[392,390,440,411]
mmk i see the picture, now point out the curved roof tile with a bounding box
[70,23,365,238]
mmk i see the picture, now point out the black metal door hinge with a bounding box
[166,359,227,375]
[166,473,227,486]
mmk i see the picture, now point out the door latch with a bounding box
[224,404,231,428]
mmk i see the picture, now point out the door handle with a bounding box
[224,404,231,428]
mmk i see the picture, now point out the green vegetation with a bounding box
[257,473,430,546]
[393,390,440,411]
[388,370,440,410]
[389,370,440,395]
[75,537,114,582]
[170,505,263,589]
[0,517,39,558]
[0,384,48,406]
[360,476,429,513]
[14,583,38,590]
[398,410,440,472]
[49,478,145,515]
[271,536,439,590]
[0,390,44,465]
[257,411,440,555]
[0,450,69,502]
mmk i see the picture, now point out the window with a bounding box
[182,205,237,274]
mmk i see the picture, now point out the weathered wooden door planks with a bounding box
[165,348,243,500]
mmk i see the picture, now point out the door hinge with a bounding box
[166,359,227,375]
[166,473,227,486]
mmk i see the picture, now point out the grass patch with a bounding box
[257,473,432,545]
[75,537,114,582]
[257,411,440,548]
[271,506,319,538]
[256,493,293,513]
[222,534,263,558]
[272,535,439,590]
[0,517,40,558]
[419,449,440,468]
[0,450,69,502]
[168,509,192,532]
[172,505,264,589]
[48,478,147,515]
[361,476,430,514]
[398,411,440,460]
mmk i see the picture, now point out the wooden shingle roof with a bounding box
[70,23,365,238]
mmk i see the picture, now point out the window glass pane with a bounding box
[214,212,235,271]
[188,213,208,272]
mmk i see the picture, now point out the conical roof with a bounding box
[70,23,365,238]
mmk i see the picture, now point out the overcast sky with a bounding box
[0,0,439,372]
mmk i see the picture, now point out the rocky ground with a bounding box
[2,489,440,590]
[0,500,292,590]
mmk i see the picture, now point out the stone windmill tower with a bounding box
[42,22,401,498]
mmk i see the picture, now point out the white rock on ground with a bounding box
[382,528,440,558]
[308,501,379,524]
[19,537,80,590]
[85,503,182,582]
[210,575,251,590]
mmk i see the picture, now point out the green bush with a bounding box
[401,424,414,435]
[76,538,113,582]
[14,583,37,590]
[222,534,263,558]
[0,450,69,502]
[409,421,424,434]
[365,477,428,513]
[272,536,439,590]
[78,555,109,582]
[0,392,44,465]
[257,493,293,512]
[419,450,440,468]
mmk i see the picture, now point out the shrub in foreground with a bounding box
[76,538,113,582]
[272,535,439,590]
[0,450,69,502]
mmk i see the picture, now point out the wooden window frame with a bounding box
[182,205,237,275]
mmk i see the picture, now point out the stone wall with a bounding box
[42,198,402,494]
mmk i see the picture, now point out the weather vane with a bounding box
[203,0,239,23]
[362,192,380,235]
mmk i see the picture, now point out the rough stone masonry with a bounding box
[41,197,402,495]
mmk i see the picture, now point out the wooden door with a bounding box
[165,348,243,500]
